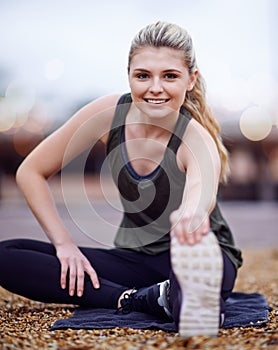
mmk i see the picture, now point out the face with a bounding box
[128,46,198,119]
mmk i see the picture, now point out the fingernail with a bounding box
[78,291,82,297]
[61,284,66,289]
[70,290,74,296]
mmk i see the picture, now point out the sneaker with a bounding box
[171,231,223,337]
[117,280,171,319]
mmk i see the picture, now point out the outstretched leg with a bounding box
[116,233,236,337]
[169,232,237,337]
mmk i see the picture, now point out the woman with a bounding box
[0,21,242,337]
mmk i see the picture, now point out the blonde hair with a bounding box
[128,21,230,182]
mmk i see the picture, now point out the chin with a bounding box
[137,101,177,116]
[144,107,177,121]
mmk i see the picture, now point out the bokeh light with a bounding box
[5,80,36,115]
[0,98,16,132]
[229,150,258,184]
[239,106,272,141]
[23,106,53,134]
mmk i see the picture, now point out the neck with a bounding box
[128,103,180,139]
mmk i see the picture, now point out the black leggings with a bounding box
[0,239,236,323]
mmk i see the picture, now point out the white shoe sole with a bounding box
[171,231,223,338]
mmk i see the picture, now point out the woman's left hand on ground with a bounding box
[170,209,210,245]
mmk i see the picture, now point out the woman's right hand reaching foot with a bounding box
[55,242,100,297]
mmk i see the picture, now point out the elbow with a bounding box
[15,160,29,190]
[16,158,39,190]
[16,157,51,190]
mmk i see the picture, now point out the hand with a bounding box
[55,242,100,297]
[170,209,210,245]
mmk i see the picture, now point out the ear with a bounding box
[187,70,198,91]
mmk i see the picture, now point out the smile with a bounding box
[145,99,170,104]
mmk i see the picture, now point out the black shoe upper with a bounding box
[117,285,169,319]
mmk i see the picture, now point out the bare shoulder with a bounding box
[81,93,122,115]
[184,118,211,139]
[177,118,220,171]
[62,93,122,143]
[70,93,122,126]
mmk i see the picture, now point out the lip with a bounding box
[144,98,170,104]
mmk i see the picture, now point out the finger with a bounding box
[59,259,68,290]
[191,222,205,242]
[172,220,187,245]
[186,215,208,244]
[202,220,211,235]
[186,223,207,245]
[192,229,203,244]
[76,260,85,297]
[178,216,198,245]
[194,220,210,241]
[170,211,186,244]
[186,233,195,245]
[84,261,100,289]
[170,210,183,228]
[189,222,211,245]
[68,259,77,296]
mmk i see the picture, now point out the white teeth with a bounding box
[147,99,167,104]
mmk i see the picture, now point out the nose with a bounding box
[149,77,163,94]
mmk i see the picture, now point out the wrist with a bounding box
[47,231,74,249]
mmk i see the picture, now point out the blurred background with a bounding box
[0,0,278,252]
[0,0,277,249]
[0,0,277,201]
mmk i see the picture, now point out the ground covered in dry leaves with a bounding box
[0,248,277,349]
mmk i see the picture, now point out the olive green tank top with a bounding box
[106,93,242,269]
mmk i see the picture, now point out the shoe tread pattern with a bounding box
[171,232,223,338]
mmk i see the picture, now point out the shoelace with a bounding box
[115,288,135,314]
[115,288,147,314]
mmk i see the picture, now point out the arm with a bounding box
[16,93,121,296]
[170,118,221,245]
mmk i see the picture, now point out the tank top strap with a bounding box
[106,93,131,155]
[166,105,192,154]
[110,93,132,129]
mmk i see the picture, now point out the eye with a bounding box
[136,73,149,79]
[164,73,178,80]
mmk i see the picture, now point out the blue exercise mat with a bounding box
[51,292,271,332]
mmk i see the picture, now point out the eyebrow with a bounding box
[133,68,183,73]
